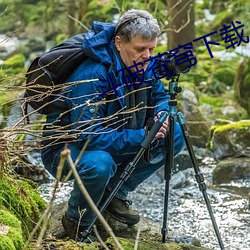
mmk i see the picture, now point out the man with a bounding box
[41,9,185,241]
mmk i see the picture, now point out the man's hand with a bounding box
[154,111,169,139]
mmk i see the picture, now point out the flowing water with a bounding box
[38,156,250,250]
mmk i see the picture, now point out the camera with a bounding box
[155,51,195,79]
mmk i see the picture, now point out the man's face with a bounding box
[115,35,157,73]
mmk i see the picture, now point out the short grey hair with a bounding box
[115,9,160,43]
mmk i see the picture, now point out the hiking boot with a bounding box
[61,213,97,243]
[105,196,140,225]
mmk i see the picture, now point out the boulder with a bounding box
[42,201,211,250]
[209,120,250,160]
[213,157,250,184]
[179,100,211,148]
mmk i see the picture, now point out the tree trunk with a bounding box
[78,0,88,20]
[167,0,195,51]
[67,0,76,36]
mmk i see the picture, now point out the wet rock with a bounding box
[170,168,193,189]
[213,157,250,184]
[45,202,210,250]
[179,100,211,148]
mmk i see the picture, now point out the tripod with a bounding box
[82,77,225,249]
[81,110,168,241]
[161,76,225,249]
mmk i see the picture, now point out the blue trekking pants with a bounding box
[41,122,185,226]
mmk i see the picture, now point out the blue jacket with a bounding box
[44,21,170,156]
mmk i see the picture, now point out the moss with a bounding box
[0,174,47,239]
[0,54,26,86]
[1,54,25,69]
[199,95,224,107]
[213,120,250,133]
[0,209,24,249]
[0,235,16,250]
[213,67,235,86]
[0,209,21,229]
[7,228,24,249]
[106,237,208,250]
[209,120,250,151]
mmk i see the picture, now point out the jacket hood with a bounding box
[82,21,116,66]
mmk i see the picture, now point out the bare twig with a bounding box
[68,14,90,31]
[93,225,110,250]
[134,220,142,250]
[61,148,124,250]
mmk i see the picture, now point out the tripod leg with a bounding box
[177,112,225,250]
[81,112,168,240]
[162,114,175,243]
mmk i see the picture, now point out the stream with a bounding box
[38,155,250,250]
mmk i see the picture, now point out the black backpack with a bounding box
[24,34,87,115]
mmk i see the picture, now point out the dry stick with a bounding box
[93,225,110,250]
[62,148,124,250]
[134,220,142,250]
[22,154,65,249]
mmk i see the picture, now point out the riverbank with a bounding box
[38,155,250,250]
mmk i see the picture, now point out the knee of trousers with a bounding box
[77,150,117,182]
[174,123,186,155]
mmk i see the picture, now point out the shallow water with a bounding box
[38,157,250,250]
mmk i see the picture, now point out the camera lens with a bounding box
[174,52,192,73]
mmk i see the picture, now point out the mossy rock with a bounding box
[43,202,211,250]
[0,174,47,239]
[0,209,24,250]
[199,92,248,122]
[209,120,250,160]
[106,237,210,250]
[28,237,210,250]
[212,67,235,87]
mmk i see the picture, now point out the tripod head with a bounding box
[168,75,182,100]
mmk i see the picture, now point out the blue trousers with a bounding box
[41,123,185,226]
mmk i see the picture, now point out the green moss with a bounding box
[1,54,25,69]
[0,54,26,86]
[199,95,224,107]
[209,120,250,150]
[213,120,250,133]
[0,209,24,249]
[106,237,207,250]
[7,228,24,249]
[213,67,235,86]
[0,235,16,250]
[0,175,47,239]
[0,209,21,229]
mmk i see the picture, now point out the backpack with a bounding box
[24,34,87,115]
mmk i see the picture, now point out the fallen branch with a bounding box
[62,148,124,250]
